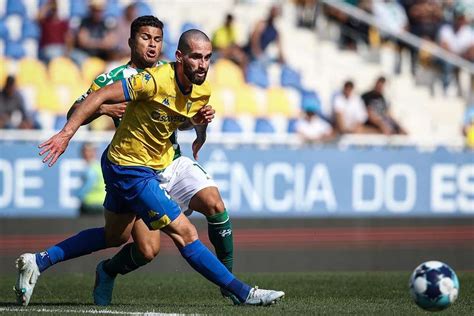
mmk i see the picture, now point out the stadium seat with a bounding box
[287,118,298,133]
[70,0,88,18]
[0,19,9,40]
[22,19,40,39]
[0,56,9,84]
[255,118,275,133]
[49,57,82,86]
[280,64,302,90]
[235,85,262,116]
[181,22,200,33]
[36,84,61,114]
[4,14,22,41]
[104,0,122,18]
[222,117,242,133]
[208,87,226,116]
[135,1,152,16]
[54,115,67,130]
[213,59,245,89]
[16,58,47,87]
[6,0,26,16]
[246,61,269,88]
[266,87,293,117]
[300,89,321,113]
[82,57,106,84]
[5,40,25,59]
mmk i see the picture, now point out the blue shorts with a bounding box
[101,149,181,230]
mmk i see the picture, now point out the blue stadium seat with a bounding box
[280,65,302,89]
[181,22,200,33]
[222,118,242,133]
[300,89,321,113]
[70,1,88,18]
[6,0,26,16]
[246,61,269,88]
[54,115,67,130]
[22,20,40,39]
[0,20,9,40]
[287,118,298,133]
[5,41,25,59]
[104,0,123,18]
[135,1,152,16]
[255,118,275,133]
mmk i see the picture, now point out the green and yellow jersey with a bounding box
[107,62,211,170]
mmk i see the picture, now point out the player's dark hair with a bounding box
[343,80,354,89]
[178,29,210,54]
[130,15,164,39]
[376,76,386,84]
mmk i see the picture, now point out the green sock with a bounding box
[103,242,151,277]
[207,209,233,272]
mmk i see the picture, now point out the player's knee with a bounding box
[138,242,160,261]
[202,197,225,216]
[181,223,199,244]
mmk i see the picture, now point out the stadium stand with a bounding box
[0,0,470,145]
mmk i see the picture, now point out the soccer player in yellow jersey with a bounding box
[14,17,236,307]
[36,29,285,306]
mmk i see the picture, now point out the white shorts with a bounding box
[158,156,217,213]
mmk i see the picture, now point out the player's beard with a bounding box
[184,62,207,85]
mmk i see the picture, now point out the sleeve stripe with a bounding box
[121,78,131,101]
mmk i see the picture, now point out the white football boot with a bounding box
[14,253,40,306]
[243,286,285,306]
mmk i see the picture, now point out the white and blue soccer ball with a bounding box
[409,261,459,311]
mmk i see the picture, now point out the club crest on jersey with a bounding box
[186,100,192,113]
[162,98,170,106]
[129,74,144,91]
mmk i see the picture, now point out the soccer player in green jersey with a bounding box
[15,16,235,306]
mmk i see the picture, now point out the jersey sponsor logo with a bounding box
[218,229,232,238]
[151,110,187,123]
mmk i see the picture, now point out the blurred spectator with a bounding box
[295,0,318,29]
[361,76,407,135]
[0,76,35,129]
[338,0,373,51]
[463,104,474,149]
[37,0,73,63]
[244,5,285,64]
[372,0,409,74]
[73,0,117,65]
[113,3,138,60]
[76,143,105,215]
[437,9,474,96]
[212,13,248,72]
[333,80,369,134]
[296,105,335,143]
[401,0,443,75]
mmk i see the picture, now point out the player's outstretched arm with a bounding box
[39,81,126,167]
[67,101,127,125]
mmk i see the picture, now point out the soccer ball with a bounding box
[409,261,459,311]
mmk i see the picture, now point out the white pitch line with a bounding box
[0,307,193,316]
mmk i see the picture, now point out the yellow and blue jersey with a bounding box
[107,62,211,170]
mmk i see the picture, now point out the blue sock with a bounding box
[35,227,106,273]
[180,239,251,302]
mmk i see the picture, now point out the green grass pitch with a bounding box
[1,272,473,315]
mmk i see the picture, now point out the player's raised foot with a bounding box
[221,287,241,305]
[243,286,285,306]
[93,260,116,306]
[14,253,40,306]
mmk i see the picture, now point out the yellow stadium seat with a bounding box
[266,87,294,117]
[235,85,262,116]
[82,57,106,84]
[49,57,82,86]
[36,84,61,114]
[208,87,226,115]
[0,57,10,86]
[213,59,245,89]
[16,58,48,87]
